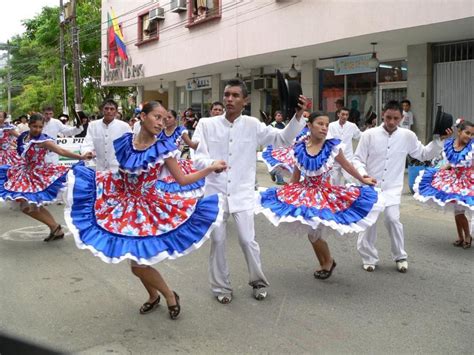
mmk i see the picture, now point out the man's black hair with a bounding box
[383,100,403,114]
[225,78,248,98]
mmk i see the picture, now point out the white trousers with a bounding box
[209,209,269,296]
[357,204,407,265]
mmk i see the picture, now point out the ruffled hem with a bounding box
[413,168,474,211]
[294,138,344,176]
[155,179,205,198]
[255,186,385,236]
[261,145,295,174]
[443,138,473,167]
[65,165,224,265]
[114,133,180,174]
[0,164,68,207]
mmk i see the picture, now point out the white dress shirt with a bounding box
[328,120,361,160]
[352,125,443,206]
[399,111,414,129]
[81,118,131,172]
[43,118,83,163]
[193,114,306,213]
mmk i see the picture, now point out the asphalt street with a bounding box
[0,162,472,354]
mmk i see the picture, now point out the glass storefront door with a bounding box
[378,82,408,123]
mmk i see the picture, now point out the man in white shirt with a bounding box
[81,99,131,171]
[399,99,414,130]
[42,106,83,164]
[194,78,307,303]
[353,100,449,273]
[327,107,361,185]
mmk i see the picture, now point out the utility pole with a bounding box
[59,0,69,115]
[70,0,82,112]
[6,42,11,116]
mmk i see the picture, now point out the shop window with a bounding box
[137,7,161,46]
[347,72,377,127]
[378,60,407,83]
[318,69,344,120]
[187,0,221,28]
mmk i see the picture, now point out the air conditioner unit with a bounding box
[253,78,265,90]
[253,78,276,90]
[171,0,187,13]
[149,7,165,21]
[266,78,277,89]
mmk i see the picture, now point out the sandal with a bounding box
[463,236,472,249]
[314,260,336,280]
[139,295,161,314]
[168,291,181,320]
[453,239,464,247]
[44,225,64,242]
[216,294,232,304]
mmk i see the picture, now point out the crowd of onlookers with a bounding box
[5,97,415,141]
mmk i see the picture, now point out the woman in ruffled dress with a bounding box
[413,119,473,249]
[256,111,384,280]
[65,101,226,319]
[0,111,21,166]
[0,113,92,241]
[155,109,204,198]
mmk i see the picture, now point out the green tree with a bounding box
[0,0,132,120]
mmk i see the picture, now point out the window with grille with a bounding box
[433,40,474,63]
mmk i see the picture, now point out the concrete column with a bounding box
[168,81,176,109]
[136,85,144,106]
[407,43,432,143]
[250,83,264,120]
[301,60,318,111]
[211,74,221,102]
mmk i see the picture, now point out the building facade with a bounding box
[102,0,474,141]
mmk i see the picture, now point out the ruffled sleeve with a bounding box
[17,132,55,157]
[114,132,180,173]
[0,124,17,132]
[294,138,344,176]
[442,138,473,167]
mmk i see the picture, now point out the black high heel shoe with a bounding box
[168,291,181,320]
[44,225,64,242]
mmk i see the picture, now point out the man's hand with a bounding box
[361,174,377,186]
[295,95,309,119]
[81,152,95,160]
[211,160,227,173]
[440,128,453,140]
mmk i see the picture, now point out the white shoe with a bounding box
[252,286,267,300]
[363,264,375,272]
[396,260,408,273]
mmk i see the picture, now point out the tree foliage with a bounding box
[0,0,132,120]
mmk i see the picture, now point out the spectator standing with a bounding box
[42,106,83,164]
[210,102,224,117]
[399,99,414,130]
[328,107,361,185]
[16,115,29,133]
